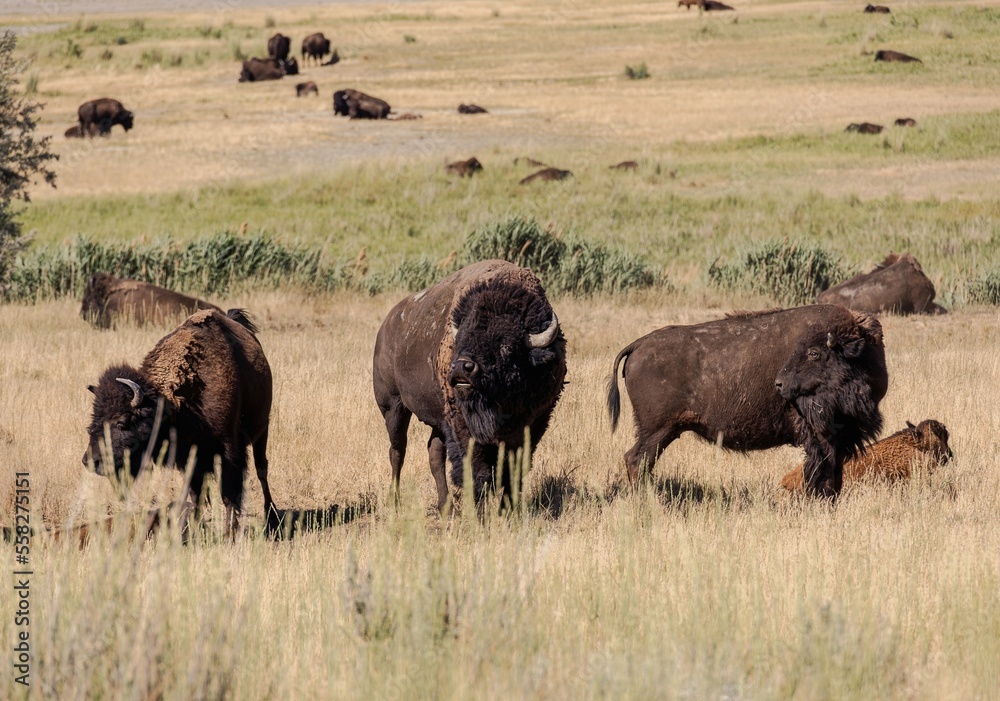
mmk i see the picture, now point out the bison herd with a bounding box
[81,247,954,535]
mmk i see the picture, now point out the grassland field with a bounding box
[2,0,1000,698]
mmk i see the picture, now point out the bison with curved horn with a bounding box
[83,309,275,534]
[373,260,567,510]
[608,305,888,497]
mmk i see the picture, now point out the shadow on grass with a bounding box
[265,494,377,540]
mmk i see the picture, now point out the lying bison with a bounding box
[458,103,488,114]
[65,123,100,138]
[296,81,319,97]
[373,260,566,509]
[78,98,134,137]
[302,32,332,65]
[894,117,917,127]
[446,157,483,177]
[876,49,922,63]
[239,56,298,82]
[608,306,888,497]
[520,167,573,184]
[83,309,275,533]
[864,4,891,12]
[781,419,951,491]
[818,253,946,315]
[845,122,884,134]
[81,273,220,329]
[333,89,391,119]
[267,32,291,61]
[702,1,735,10]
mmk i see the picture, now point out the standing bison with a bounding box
[301,32,332,65]
[608,306,888,497]
[81,273,220,329]
[373,260,567,509]
[78,98,134,137]
[818,253,946,315]
[83,309,274,533]
[267,32,291,61]
[333,89,391,119]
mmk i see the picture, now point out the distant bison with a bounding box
[458,103,488,114]
[894,117,917,127]
[702,1,735,10]
[678,0,699,8]
[84,309,274,534]
[393,112,423,120]
[333,89,391,119]
[267,33,291,61]
[845,122,884,134]
[610,160,639,170]
[296,81,319,97]
[301,32,332,65]
[876,49,922,63]
[373,260,566,509]
[520,167,573,184]
[65,122,100,138]
[81,273,220,329]
[818,253,946,315]
[239,56,298,82]
[781,419,952,491]
[446,157,483,177]
[78,98,134,137]
[608,306,888,496]
[864,4,891,12]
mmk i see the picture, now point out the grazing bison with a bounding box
[65,123,100,138]
[608,306,888,497]
[78,98,134,137]
[83,309,274,533]
[296,81,319,97]
[520,167,573,184]
[301,32,332,65]
[610,160,639,170]
[267,32,291,61]
[876,50,922,63]
[81,273,221,329]
[239,56,298,82]
[458,103,488,114]
[781,419,952,491]
[818,253,946,315]
[702,1,735,10]
[373,260,566,509]
[864,4,891,12]
[446,157,483,177]
[894,117,917,127]
[845,122,884,134]
[332,89,391,119]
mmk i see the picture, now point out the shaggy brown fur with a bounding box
[781,419,952,490]
[81,273,220,329]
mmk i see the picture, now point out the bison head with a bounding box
[333,90,349,116]
[118,111,134,131]
[83,365,168,479]
[447,282,564,445]
[281,57,299,75]
[910,419,953,465]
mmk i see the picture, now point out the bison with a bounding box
[65,122,100,138]
[446,157,483,177]
[845,122,884,134]
[781,419,951,491]
[373,260,566,510]
[875,49,922,63]
[333,89,391,119]
[610,160,639,170]
[608,306,888,497]
[296,81,319,97]
[78,98,134,137]
[894,117,917,127]
[678,0,700,8]
[818,253,946,315]
[864,4,891,12]
[702,1,735,10]
[81,273,221,329]
[458,103,488,114]
[301,32,332,65]
[520,167,573,184]
[83,309,274,533]
[239,56,298,82]
[267,32,291,61]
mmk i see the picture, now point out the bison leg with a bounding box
[252,427,275,521]
[624,425,682,482]
[218,447,248,536]
[428,428,449,511]
[381,399,412,504]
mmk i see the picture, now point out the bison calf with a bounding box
[81,273,220,329]
[818,252,946,315]
[608,306,888,497]
[781,419,952,491]
[296,81,319,97]
[83,309,274,533]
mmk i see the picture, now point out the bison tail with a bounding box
[607,343,634,433]
[226,308,259,335]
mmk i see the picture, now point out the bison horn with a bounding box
[116,377,143,408]
[528,312,560,348]
[450,320,459,339]
[826,332,836,349]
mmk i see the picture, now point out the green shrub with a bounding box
[967,271,1000,305]
[707,239,848,305]
[462,216,566,276]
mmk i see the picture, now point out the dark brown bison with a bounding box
[446,157,483,177]
[458,103,488,114]
[267,32,291,61]
[81,273,221,329]
[83,309,274,533]
[333,89,391,119]
[864,4,891,12]
[373,260,566,509]
[678,0,699,8]
[876,50,922,63]
[78,98,134,137]
[238,56,298,82]
[610,160,639,170]
[608,306,888,497]
[818,253,946,315]
[65,123,100,138]
[845,122,884,134]
[296,81,319,97]
[894,117,917,127]
[301,32,332,65]
[702,1,735,10]
[520,167,573,184]
[781,419,951,491]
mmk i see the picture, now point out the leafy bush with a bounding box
[462,216,566,276]
[967,271,1000,305]
[708,239,848,305]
